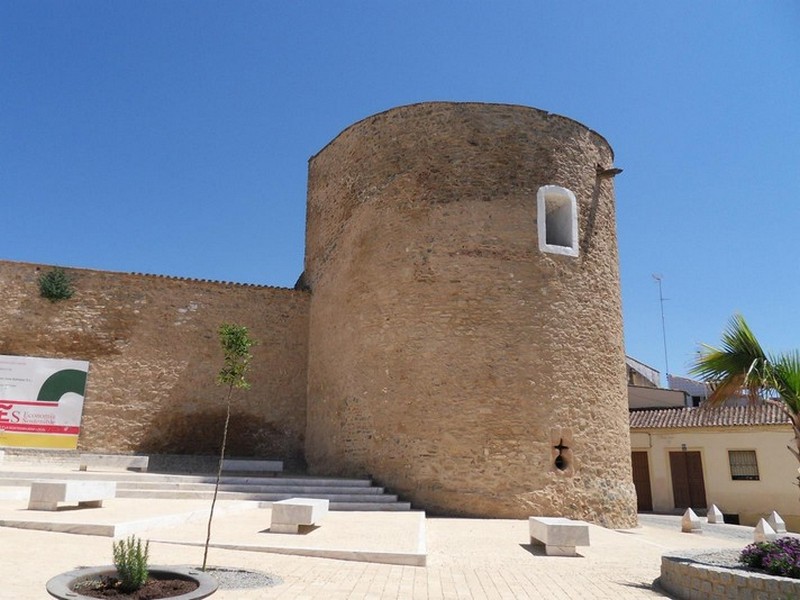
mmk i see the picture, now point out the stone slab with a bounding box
[28,480,116,511]
[529,516,589,556]
[1,498,258,537]
[79,454,149,472]
[144,505,426,565]
[271,497,329,533]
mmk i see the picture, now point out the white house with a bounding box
[629,402,799,531]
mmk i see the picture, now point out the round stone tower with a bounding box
[303,102,636,527]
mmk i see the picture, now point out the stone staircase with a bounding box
[0,466,412,511]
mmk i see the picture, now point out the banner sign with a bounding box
[0,354,90,449]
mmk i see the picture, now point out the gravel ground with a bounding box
[205,567,282,590]
[637,513,757,542]
[683,548,743,569]
[639,513,800,573]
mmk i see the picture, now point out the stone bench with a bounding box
[221,459,283,475]
[28,480,117,511]
[271,498,329,533]
[529,516,590,556]
[79,454,149,472]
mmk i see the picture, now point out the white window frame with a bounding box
[537,185,579,257]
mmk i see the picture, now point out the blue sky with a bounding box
[2,2,798,380]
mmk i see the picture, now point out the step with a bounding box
[0,471,373,488]
[329,501,413,511]
[221,458,283,473]
[0,467,411,511]
[116,482,385,495]
[115,490,400,503]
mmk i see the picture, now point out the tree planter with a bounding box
[46,565,218,600]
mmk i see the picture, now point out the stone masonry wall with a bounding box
[0,260,309,465]
[304,102,637,526]
[660,553,800,599]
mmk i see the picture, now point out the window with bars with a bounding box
[728,450,760,481]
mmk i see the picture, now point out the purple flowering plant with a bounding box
[739,537,800,579]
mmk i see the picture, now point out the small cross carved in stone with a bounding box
[554,438,569,471]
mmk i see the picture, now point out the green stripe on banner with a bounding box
[36,369,87,402]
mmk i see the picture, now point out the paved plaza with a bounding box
[0,462,753,599]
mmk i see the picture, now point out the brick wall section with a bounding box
[0,261,309,465]
[304,102,637,526]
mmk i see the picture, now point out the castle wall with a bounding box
[304,102,636,526]
[0,261,309,464]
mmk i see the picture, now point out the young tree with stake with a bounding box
[202,323,255,571]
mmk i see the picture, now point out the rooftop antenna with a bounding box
[652,274,669,386]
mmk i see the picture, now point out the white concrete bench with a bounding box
[271,498,329,533]
[28,480,117,511]
[221,459,283,474]
[79,454,149,472]
[529,516,590,556]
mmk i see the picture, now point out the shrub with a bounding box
[739,536,800,579]
[38,267,74,301]
[113,535,150,592]
[740,541,771,569]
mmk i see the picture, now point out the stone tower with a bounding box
[302,102,636,527]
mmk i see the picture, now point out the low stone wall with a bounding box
[660,553,800,599]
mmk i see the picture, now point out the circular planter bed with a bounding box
[46,565,218,600]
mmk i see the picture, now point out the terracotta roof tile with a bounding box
[629,402,789,429]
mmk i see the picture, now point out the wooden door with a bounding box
[669,451,707,509]
[631,451,653,511]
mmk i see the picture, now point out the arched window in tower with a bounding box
[537,185,578,257]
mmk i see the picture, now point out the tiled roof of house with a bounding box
[629,402,790,429]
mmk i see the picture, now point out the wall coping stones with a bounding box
[309,101,615,162]
[660,550,800,599]
[3,258,302,292]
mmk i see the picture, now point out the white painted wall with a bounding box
[631,426,800,531]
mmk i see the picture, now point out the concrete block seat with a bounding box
[79,453,149,472]
[528,516,590,556]
[28,480,117,511]
[271,497,329,533]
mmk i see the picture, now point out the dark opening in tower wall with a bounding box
[537,185,578,257]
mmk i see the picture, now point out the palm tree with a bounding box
[772,351,800,464]
[691,314,770,405]
[691,314,800,485]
